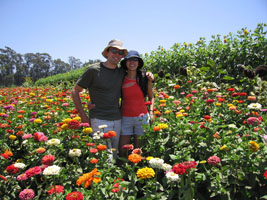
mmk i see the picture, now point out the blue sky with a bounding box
[0,0,266,63]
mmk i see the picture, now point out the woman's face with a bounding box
[126,57,139,71]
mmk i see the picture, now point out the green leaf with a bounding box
[223,76,235,80]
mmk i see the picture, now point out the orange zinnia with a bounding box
[108,131,116,137]
[76,168,101,188]
[96,144,107,151]
[174,85,180,89]
[128,153,142,164]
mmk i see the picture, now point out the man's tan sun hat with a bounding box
[102,39,128,58]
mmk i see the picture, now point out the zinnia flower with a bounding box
[207,155,221,166]
[166,171,179,181]
[149,157,164,169]
[46,138,61,146]
[19,189,35,200]
[6,164,19,174]
[248,141,259,152]
[66,191,84,200]
[14,163,26,169]
[264,170,267,179]
[69,149,82,157]
[47,185,64,195]
[68,119,80,129]
[76,168,101,188]
[128,153,142,164]
[96,144,107,151]
[136,167,155,179]
[25,166,42,178]
[17,173,28,181]
[42,154,55,165]
[82,127,93,134]
[247,103,262,110]
[43,165,61,176]
[36,147,46,154]
[247,117,261,125]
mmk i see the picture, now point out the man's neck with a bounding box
[103,61,117,69]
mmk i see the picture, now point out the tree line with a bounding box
[0,46,101,86]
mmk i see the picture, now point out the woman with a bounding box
[119,50,154,158]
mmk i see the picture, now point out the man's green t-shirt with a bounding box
[76,62,125,120]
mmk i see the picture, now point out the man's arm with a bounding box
[71,84,90,124]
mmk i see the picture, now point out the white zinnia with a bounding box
[43,165,61,176]
[93,131,104,140]
[98,124,107,129]
[247,103,262,110]
[46,138,61,146]
[161,163,172,171]
[149,157,165,169]
[228,124,237,129]
[166,171,179,181]
[69,149,82,157]
[14,163,26,169]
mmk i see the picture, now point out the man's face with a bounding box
[106,47,125,65]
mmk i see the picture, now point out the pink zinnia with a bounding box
[25,166,42,178]
[19,189,35,200]
[42,155,55,165]
[247,117,261,125]
[33,132,45,142]
[207,155,221,166]
[17,173,28,181]
[22,134,33,140]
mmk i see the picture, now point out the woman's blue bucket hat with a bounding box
[120,50,144,69]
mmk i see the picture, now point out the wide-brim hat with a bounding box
[102,39,128,58]
[120,50,144,69]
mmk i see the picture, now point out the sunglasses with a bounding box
[109,48,125,56]
[127,57,139,62]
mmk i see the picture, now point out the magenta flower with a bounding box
[22,134,33,140]
[19,189,35,200]
[247,117,261,125]
[207,155,221,166]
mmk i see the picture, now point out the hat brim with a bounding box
[102,46,128,58]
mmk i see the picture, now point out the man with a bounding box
[71,39,127,160]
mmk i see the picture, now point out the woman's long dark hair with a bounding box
[136,70,148,97]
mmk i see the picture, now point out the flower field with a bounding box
[1,23,267,200]
[0,80,266,200]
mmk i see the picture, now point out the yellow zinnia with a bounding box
[248,141,259,152]
[82,128,93,134]
[34,119,42,124]
[136,167,155,179]
[9,135,17,140]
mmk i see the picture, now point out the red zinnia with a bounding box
[264,170,267,179]
[68,119,80,129]
[89,148,98,154]
[42,154,55,165]
[122,144,134,150]
[66,191,83,200]
[172,163,187,175]
[206,99,215,104]
[47,185,64,195]
[6,164,19,174]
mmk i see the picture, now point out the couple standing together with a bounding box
[71,39,154,160]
